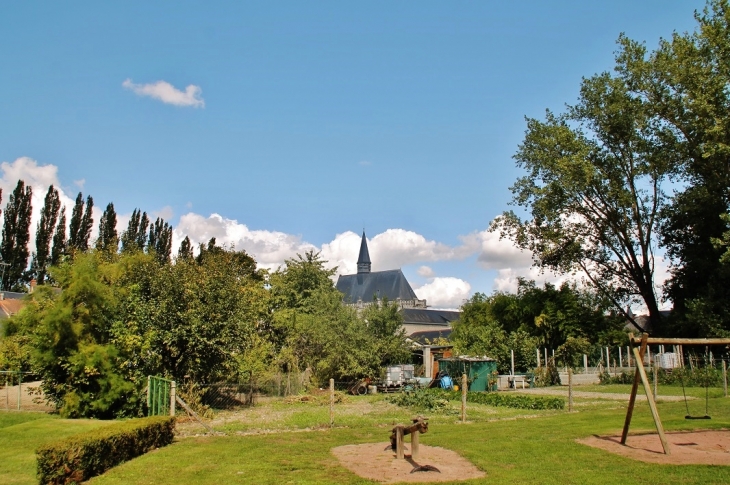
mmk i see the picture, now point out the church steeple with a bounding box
[357,231,371,274]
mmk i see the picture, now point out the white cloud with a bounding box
[417,265,434,278]
[152,205,174,221]
[414,277,471,309]
[173,213,316,270]
[122,79,205,108]
[73,178,85,189]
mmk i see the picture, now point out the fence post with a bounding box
[723,361,727,398]
[537,349,540,368]
[329,378,334,428]
[147,376,151,415]
[17,372,21,411]
[619,347,623,368]
[461,374,467,423]
[653,361,658,397]
[170,381,176,417]
[568,368,573,412]
[583,354,588,374]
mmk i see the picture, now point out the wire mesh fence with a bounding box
[0,371,51,412]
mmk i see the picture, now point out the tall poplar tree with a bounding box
[120,209,149,252]
[68,192,84,250]
[31,185,61,284]
[147,217,172,263]
[50,207,67,267]
[95,202,118,252]
[0,180,33,290]
[178,236,193,261]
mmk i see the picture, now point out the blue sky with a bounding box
[0,1,706,307]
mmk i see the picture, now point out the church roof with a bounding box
[336,269,418,303]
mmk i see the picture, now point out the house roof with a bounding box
[336,269,418,303]
[0,299,25,318]
[401,308,460,326]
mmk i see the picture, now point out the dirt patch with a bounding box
[332,442,485,483]
[578,430,730,465]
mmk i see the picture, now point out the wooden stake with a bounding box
[396,426,404,459]
[329,378,335,428]
[621,333,648,445]
[633,346,670,455]
[461,374,467,422]
[723,361,728,398]
[411,425,419,459]
[568,368,573,412]
[653,362,658,397]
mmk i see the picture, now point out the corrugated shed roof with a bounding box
[401,308,460,325]
[336,269,418,303]
[408,328,452,344]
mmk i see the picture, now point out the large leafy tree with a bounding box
[31,185,61,284]
[493,32,680,333]
[1,180,33,290]
[611,0,730,336]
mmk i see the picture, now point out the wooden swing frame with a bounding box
[621,333,730,455]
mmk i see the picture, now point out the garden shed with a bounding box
[437,356,497,392]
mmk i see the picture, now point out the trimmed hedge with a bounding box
[36,416,175,484]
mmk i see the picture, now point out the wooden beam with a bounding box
[621,333,648,444]
[633,346,671,455]
[629,337,730,345]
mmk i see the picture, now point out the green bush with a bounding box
[464,391,565,410]
[599,366,724,387]
[36,416,175,484]
[386,388,564,412]
[385,388,455,414]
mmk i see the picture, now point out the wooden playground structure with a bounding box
[621,333,730,455]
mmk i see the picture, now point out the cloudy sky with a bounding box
[0,1,700,308]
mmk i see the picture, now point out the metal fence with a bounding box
[0,371,50,412]
[197,371,326,409]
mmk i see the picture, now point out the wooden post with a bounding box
[396,427,404,459]
[510,350,515,377]
[461,374,467,422]
[537,349,540,368]
[653,362,658,397]
[633,346,671,455]
[619,347,623,368]
[723,361,728,398]
[147,375,151,413]
[17,373,21,411]
[170,381,176,417]
[621,333,648,445]
[411,423,420,459]
[568,368,573,412]
[329,378,335,428]
[583,354,588,374]
[544,348,548,367]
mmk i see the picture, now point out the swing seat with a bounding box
[685,415,711,420]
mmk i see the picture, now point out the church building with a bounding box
[335,232,460,341]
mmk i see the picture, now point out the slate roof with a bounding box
[336,269,418,303]
[357,231,371,273]
[401,308,460,326]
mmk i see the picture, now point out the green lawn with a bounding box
[0,413,113,485]
[3,391,730,485]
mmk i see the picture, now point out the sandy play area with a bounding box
[332,442,486,483]
[578,430,730,465]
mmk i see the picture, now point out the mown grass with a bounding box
[3,388,730,485]
[92,391,730,485]
[0,412,112,485]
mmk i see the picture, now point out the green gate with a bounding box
[147,376,175,416]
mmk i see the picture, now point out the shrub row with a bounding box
[463,391,565,410]
[37,416,175,484]
[599,367,725,387]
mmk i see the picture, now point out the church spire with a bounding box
[357,230,371,274]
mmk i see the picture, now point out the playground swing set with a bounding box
[621,333,730,455]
